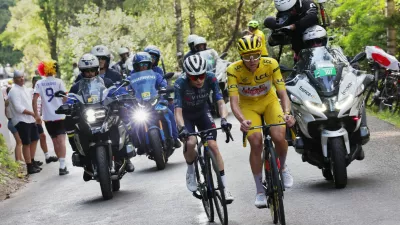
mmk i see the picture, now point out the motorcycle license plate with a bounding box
[141,92,151,99]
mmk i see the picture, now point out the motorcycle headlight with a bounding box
[132,108,149,123]
[84,108,106,123]
[304,100,327,113]
[335,94,354,110]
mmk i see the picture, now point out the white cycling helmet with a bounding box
[303,25,328,48]
[118,47,129,55]
[193,36,207,47]
[90,45,111,58]
[183,54,207,75]
[78,53,99,71]
[274,0,296,12]
[187,34,199,45]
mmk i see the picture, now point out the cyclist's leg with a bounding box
[182,115,198,192]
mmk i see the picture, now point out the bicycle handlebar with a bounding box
[188,126,234,144]
[242,123,287,147]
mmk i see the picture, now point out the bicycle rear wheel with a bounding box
[207,150,229,225]
[269,150,286,225]
[194,156,214,222]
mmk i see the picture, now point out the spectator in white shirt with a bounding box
[33,60,69,176]
[8,71,41,174]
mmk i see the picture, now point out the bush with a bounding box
[0,135,20,181]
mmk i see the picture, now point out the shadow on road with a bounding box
[305,175,380,192]
[135,161,185,174]
[79,189,140,206]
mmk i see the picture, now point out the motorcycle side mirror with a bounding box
[163,72,175,80]
[280,65,294,73]
[159,86,174,94]
[54,90,66,98]
[264,16,277,29]
[219,52,228,59]
[121,79,130,87]
[349,52,366,65]
[328,36,335,41]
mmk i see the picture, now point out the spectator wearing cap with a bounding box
[7,70,41,174]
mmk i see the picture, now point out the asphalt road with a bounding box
[0,114,399,225]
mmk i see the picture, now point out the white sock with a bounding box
[44,152,50,159]
[59,158,66,169]
[254,173,264,194]
[187,163,194,174]
[221,175,227,188]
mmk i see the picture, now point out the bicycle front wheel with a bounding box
[207,150,229,225]
[269,150,286,225]
[194,156,214,222]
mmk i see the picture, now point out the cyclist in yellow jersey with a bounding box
[248,20,268,57]
[227,35,295,208]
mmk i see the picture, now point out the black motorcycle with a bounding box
[55,77,134,200]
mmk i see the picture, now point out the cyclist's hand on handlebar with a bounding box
[178,127,190,141]
[221,118,232,132]
[284,114,296,127]
[240,120,252,133]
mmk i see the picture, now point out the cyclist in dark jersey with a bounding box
[174,54,234,202]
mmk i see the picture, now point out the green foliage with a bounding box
[0,135,19,180]
[0,43,23,65]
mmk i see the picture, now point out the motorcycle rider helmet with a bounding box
[303,25,328,48]
[78,53,99,76]
[193,36,207,52]
[248,20,259,29]
[118,47,129,56]
[183,54,207,76]
[90,45,111,65]
[236,35,262,55]
[132,52,152,72]
[187,34,199,52]
[144,45,161,66]
[274,0,297,12]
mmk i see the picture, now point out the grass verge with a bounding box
[367,107,400,128]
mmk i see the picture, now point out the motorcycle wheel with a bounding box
[112,179,120,192]
[329,137,348,189]
[149,129,166,170]
[96,146,113,200]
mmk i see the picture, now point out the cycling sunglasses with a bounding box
[188,73,206,81]
[242,52,261,62]
[82,68,98,73]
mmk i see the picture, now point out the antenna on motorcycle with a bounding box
[219,52,228,59]
[349,52,367,65]
[111,79,130,96]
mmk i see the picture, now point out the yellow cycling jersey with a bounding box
[226,57,286,102]
[253,29,268,57]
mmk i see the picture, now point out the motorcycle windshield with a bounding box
[129,70,158,102]
[198,50,216,72]
[78,76,107,104]
[297,47,347,93]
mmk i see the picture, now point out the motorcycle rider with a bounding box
[112,47,131,77]
[193,36,222,72]
[298,25,369,159]
[67,53,135,180]
[227,35,296,208]
[174,54,234,203]
[129,52,181,149]
[247,20,268,57]
[184,34,199,60]
[267,0,319,61]
[75,45,122,83]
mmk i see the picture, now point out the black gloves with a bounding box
[178,127,190,141]
[221,118,232,132]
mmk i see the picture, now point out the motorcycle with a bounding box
[55,77,135,200]
[198,50,230,117]
[128,70,175,170]
[284,46,374,188]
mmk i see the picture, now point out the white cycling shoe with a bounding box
[254,193,267,208]
[186,169,197,192]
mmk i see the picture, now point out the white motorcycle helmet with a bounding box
[78,53,99,72]
[274,0,297,12]
[193,36,207,51]
[117,47,129,56]
[187,34,199,45]
[90,45,111,64]
[303,25,328,48]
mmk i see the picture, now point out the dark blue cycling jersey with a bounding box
[174,72,223,114]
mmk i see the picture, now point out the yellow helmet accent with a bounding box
[236,35,262,55]
[43,60,57,76]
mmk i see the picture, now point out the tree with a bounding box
[223,0,244,53]
[174,0,184,70]
[386,0,396,55]
[189,0,196,34]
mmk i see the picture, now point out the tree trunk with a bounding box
[174,0,184,70]
[223,0,244,53]
[189,0,196,34]
[386,0,396,55]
